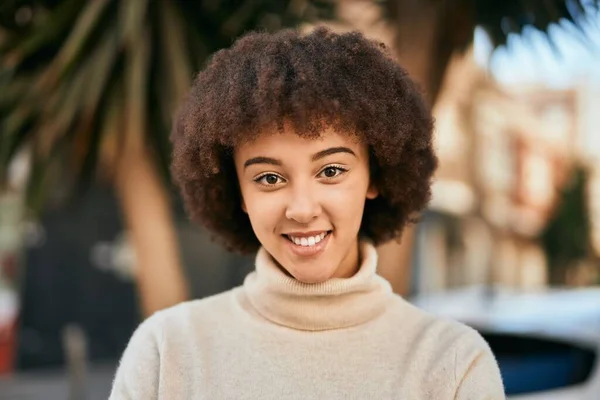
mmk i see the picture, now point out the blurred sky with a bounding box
[474,6,600,88]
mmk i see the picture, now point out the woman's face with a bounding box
[234,126,378,283]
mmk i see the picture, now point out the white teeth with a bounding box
[288,232,328,247]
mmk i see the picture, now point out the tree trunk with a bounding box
[388,0,473,104]
[375,0,473,296]
[375,229,416,296]
[115,145,189,317]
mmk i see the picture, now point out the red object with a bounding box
[0,317,17,375]
[2,254,18,282]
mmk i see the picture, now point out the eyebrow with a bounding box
[311,146,356,161]
[243,156,282,169]
[243,146,356,169]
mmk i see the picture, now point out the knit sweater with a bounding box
[110,242,505,399]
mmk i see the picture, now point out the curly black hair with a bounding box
[171,26,437,254]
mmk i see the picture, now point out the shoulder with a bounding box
[387,295,480,336]
[389,297,502,393]
[146,288,240,335]
[383,297,503,396]
[401,299,493,361]
[110,289,241,399]
[154,287,238,320]
[386,295,494,364]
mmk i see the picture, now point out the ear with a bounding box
[366,182,379,200]
[241,198,248,213]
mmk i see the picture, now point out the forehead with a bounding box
[234,125,364,158]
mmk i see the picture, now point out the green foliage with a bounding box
[475,0,597,48]
[540,165,592,276]
[0,0,334,211]
[380,0,599,50]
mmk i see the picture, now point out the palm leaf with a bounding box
[476,0,598,49]
[381,0,599,50]
[38,0,111,90]
[377,0,598,104]
[0,0,335,210]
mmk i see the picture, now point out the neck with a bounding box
[242,240,393,331]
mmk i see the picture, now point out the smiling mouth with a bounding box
[283,231,331,247]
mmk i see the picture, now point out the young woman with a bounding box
[110,27,505,399]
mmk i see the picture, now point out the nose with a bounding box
[285,185,321,224]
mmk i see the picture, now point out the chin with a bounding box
[287,264,336,284]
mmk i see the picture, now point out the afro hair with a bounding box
[171,26,437,254]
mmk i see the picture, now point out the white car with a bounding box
[411,285,600,399]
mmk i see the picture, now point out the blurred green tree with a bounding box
[0,0,334,316]
[373,0,599,295]
[541,165,592,284]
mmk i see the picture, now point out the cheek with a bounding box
[321,180,369,224]
[243,192,286,232]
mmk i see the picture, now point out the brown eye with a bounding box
[255,173,284,186]
[265,174,279,185]
[319,166,346,179]
[323,167,337,178]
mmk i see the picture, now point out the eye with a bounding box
[254,173,285,186]
[318,165,348,179]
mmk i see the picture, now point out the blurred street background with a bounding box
[0,1,599,399]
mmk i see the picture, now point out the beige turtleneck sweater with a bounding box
[110,242,505,399]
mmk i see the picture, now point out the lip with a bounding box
[283,231,331,257]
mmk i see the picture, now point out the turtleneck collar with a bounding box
[242,241,393,331]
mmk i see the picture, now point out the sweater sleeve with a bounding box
[453,332,505,400]
[109,312,164,400]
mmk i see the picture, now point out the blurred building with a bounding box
[415,49,600,293]
[577,79,600,259]
[590,168,600,257]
